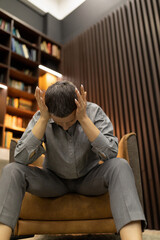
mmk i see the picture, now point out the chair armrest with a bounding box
[117,133,144,209]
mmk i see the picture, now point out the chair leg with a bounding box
[10,235,34,240]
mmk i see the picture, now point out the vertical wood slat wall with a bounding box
[62,0,160,230]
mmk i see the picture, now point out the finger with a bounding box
[81,84,87,102]
[75,98,80,108]
[81,84,85,95]
[75,88,82,103]
[35,87,44,107]
[84,91,87,102]
[35,87,40,101]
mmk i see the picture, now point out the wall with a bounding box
[43,13,61,44]
[61,0,129,44]
[62,0,160,230]
[0,0,129,44]
[0,0,43,32]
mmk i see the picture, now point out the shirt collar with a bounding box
[49,118,55,124]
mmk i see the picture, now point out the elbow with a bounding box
[14,148,28,165]
[110,150,118,159]
[105,142,118,160]
[111,142,118,158]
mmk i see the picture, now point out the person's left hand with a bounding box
[75,84,87,121]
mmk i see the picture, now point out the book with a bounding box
[19,98,32,106]
[5,131,13,148]
[0,20,5,30]
[5,114,23,128]
[22,44,29,58]
[47,42,52,54]
[19,98,32,111]
[14,40,22,55]
[52,44,60,59]
[16,29,21,38]
[11,38,16,52]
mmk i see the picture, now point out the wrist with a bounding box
[39,115,49,123]
[78,114,89,124]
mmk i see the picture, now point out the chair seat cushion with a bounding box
[20,192,112,221]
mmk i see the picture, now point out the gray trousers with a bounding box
[0,158,146,233]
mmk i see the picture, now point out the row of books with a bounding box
[12,27,21,38]
[0,18,10,32]
[11,66,34,77]
[41,41,60,59]
[12,27,37,48]
[5,113,29,129]
[11,38,37,61]
[8,78,32,93]
[7,97,33,111]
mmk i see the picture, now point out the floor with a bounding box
[21,230,160,240]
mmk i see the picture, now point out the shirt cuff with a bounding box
[91,131,108,147]
[25,131,42,153]
[91,132,118,159]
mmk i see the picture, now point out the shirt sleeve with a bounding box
[90,106,118,160]
[14,111,46,165]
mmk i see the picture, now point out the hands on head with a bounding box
[75,84,87,121]
[35,86,50,121]
[35,84,87,122]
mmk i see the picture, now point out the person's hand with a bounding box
[35,86,50,121]
[75,84,87,121]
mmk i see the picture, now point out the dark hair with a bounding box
[45,80,77,117]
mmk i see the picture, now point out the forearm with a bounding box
[14,111,46,164]
[79,115,100,142]
[79,114,118,160]
[32,116,48,140]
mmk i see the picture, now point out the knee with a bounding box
[106,158,132,180]
[2,162,26,179]
[114,158,132,174]
[116,158,131,169]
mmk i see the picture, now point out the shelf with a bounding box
[11,52,39,67]
[0,9,61,148]
[13,21,39,45]
[12,35,38,50]
[0,63,8,69]
[0,28,10,36]
[9,67,38,84]
[7,87,35,101]
[7,105,35,118]
[41,50,60,63]
[5,125,25,132]
[0,44,9,51]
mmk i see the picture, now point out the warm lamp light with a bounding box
[0,84,8,89]
[38,65,62,78]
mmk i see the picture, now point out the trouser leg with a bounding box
[75,158,146,232]
[0,162,69,230]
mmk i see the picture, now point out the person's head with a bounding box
[45,80,77,130]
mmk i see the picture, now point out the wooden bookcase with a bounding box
[0,8,61,148]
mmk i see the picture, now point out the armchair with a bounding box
[9,132,143,237]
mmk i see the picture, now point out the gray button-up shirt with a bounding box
[14,102,118,179]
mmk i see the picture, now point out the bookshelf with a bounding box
[0,8,61,148]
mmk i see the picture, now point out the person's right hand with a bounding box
[35,86,50,121]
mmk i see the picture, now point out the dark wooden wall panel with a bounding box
[62,0,160,229]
